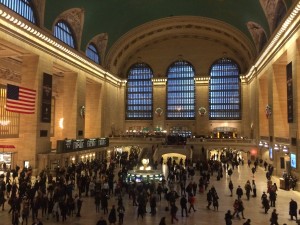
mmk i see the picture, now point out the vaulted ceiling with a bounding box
[42,0,294,77]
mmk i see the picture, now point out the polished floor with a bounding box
[1,163,300,225]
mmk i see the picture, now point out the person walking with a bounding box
[212,191,219,211]
[232,199,240,218]
[244,180,252,200]
[252,180,257,197]
[206,190,212,209]
[180,195,188,217]
[236,185,243,199]
[108,205,117,225]
[262,194,270,214]
[270,209,279,225]
[237,199,246,219]
[137,202,145,220]
[188,193,196,213]
[95,193,101,213]
[228,180,234,197]
[289,199,298,220]
[170,202,178,224]
[159,217,166,225]
[225,209,233,225]
[269,189,277,207]
[117,204,125,225]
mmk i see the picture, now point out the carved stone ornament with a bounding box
[247,21,267,53]
[259,0,287,33]
[0,67,21,83]
[56,8,85,49]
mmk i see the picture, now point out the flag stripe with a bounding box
[6,84,36,114]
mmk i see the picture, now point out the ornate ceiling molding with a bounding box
[32,0,45,27]
[247,22,268,53]
[105,16,257,76]
[0,67,21,83]
[259,0,287,33]
[54,8,85,50]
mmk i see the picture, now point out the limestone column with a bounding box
[85,81,102,138]
[18,55,40,170]
[152,79,167,132]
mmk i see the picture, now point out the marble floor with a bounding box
[1,164,300,225]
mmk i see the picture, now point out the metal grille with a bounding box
[54,21,76,48]
[86,44,100,64]
[209,58,241,120]
[0,0,36,24]
[0,85,19,138]
[126,63,153,119]
[167,60,195,119]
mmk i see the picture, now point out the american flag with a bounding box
[6,84,36,114]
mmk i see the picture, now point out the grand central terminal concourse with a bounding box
[1,0,300,225]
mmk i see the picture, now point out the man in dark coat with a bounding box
[225,209,233,225]
[289,199,298,220]
[236,185,243,199]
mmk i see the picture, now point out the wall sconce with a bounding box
[282,145,289,153]
[264,142,269,148]
[258,141,263,147]
[59,118,64,129]
[274,144,279,151]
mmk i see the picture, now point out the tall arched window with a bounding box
[126,63,153,119]
[167,60,195,119]
[0,0,36,24]
[54,21,76,48]
[86,43,100,64]
[209,58,241,120]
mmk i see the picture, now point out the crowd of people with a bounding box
[0,149,298,225]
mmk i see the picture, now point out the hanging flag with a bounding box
[6,84,36,114]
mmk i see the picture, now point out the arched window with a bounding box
[86,44,100,64]
[0,0,36,24]
[209,58,241,120]
[54,21,76,48]
[126,63,153,119]
[167,60,195,119]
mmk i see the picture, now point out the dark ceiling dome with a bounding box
[44,0,292,51]
[43,0,293,77]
